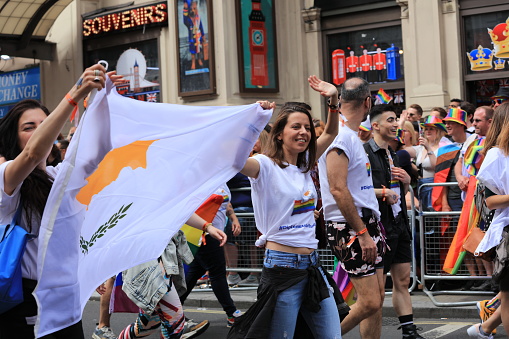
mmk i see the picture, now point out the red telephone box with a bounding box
[332,49,346,85]
[249,0,269,86]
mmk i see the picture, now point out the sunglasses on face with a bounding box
[493,99,507,105]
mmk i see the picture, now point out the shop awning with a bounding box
[0,0,73,60]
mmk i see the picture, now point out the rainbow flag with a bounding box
[181,194,223,254]
[332,261,356,306]
[443,178,478,274]
[464,136,486,176]
[376,88,392,104]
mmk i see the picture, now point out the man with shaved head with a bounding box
[319,77,386,338]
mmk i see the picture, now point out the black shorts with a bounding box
[326,218,386,277]
[383,222,412,274]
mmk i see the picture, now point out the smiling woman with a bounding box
[228,76,348,339]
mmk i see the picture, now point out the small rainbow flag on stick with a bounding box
[376,88,392,104]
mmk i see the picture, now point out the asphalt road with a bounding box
[83,300,507,338]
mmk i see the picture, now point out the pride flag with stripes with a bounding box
[376,88,392,104]
[291,199,315,216]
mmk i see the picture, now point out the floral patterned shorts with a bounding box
[326,219,386,277]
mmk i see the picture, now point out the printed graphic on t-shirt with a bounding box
[291,198,315,215]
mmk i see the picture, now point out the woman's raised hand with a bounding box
[70,64,108,102]
[308,75,338,98]
[257,101,276,110]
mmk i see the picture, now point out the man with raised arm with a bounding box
[319,77,386,338]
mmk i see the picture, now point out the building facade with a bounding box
[1,0,508,123]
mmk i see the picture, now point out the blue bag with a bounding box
[0,203,34,314]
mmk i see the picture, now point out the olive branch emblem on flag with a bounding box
[80,203,133,254]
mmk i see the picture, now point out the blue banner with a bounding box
[0,67,41,106]
[0,104,14,118]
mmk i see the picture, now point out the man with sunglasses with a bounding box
[454,106,494,293]
[491,86,509,109]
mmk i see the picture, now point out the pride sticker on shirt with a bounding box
[366,162,371,177]
[291,190,315,215]
[292,199,315,215]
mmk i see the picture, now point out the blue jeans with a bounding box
[418,177,435,211]
[263,249,342,339]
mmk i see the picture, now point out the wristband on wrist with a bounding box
[201,222,212,246]
[327,98,339,110]
[427,151,434,155]
[356,228,368,236]
[65,93,79,122]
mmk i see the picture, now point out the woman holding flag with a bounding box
[0,64,113,338]
[228,76,346,339]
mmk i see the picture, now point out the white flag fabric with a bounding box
[34,79,271,337]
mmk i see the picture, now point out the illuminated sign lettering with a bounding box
[83,3,167,37]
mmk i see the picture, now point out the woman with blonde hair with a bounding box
[405,116,447,210]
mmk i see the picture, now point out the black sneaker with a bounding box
[399,324,424,339]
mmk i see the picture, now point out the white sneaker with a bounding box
[467,324,494,339]
[238,275,259,286]
[227,273,241,286]
[92,326,117,339]
[181,319,209,339]
[227,309,243,327]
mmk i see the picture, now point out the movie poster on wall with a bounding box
[175,0,216,97]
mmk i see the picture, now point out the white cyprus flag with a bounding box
[34,79,271,337]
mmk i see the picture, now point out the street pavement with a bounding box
[82,287,507,338]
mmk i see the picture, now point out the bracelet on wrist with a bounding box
[201,222,212,245]
[427,151,434,155]
[65,93,79,122]
[327,98,339,110]
[356,228,368,236]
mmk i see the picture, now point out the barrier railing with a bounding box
[418,182,494,307]
[193,186,419,295]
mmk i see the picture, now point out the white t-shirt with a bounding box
[0,161,58,280]
[476,148,509,254]
[318,124,380,222]
[412,146,438,179]
[211,185,230,231]
[249,154,318,249]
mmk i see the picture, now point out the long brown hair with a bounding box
[485,102,509,156]
[264,104,317,173]
[0,100,54,231]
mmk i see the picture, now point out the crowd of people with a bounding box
[1,63,509,339]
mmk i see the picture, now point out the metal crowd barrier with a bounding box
[418,182,494,307]
[192,186,419,295]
